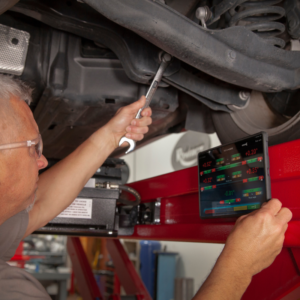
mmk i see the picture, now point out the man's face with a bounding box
[0,96,48,220]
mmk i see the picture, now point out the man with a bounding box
[0,75,152,299]
[0,75,292,300]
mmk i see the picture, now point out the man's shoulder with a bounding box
[0,210,29,261]
[0,260,50,300]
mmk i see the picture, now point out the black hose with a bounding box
[118,185,141,206]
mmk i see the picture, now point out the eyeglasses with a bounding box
[0,134,43,158]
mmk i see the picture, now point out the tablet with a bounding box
[198,132,271,218]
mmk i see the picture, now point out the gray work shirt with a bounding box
[0,211,51,299]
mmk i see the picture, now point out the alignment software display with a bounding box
[198,132,271,218]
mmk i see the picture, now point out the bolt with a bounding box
[162,53,172,62]
[155,202,161,207]
[229,50,236,59]
[155,218,160,223]
[239,91,251,101]
[195,6,212,22]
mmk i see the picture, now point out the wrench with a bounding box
[119,53,172,154]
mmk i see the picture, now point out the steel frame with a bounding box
[68,139,300,299]
[67,237,103,300]
[124,138,300,246]
[106,239,151,300]
[68,237,149,300]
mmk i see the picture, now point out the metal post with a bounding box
[113,273,121,295]
[107,239,152,300]
[67,237,103,300]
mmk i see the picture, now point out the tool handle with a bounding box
[135,53,172,119]
[135,80,158,119]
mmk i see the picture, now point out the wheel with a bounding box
[212,91,300,146]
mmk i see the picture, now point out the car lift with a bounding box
[67,138,300,300]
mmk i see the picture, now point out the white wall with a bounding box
[123,132,221,183]
[122,131,225,296]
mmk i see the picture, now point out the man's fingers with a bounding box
[141,107,152,117]
[276,207,293,224]
[125,96,146,113]
[131,116,152,127]
[260,198,282,216]
[126,125,149,134]
[236,214,248,224]
[125,132,144,141]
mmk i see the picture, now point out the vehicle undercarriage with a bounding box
[1,0,300,159]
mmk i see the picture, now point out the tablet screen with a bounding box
[198,133,270,218]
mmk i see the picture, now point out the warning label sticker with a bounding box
[57,198,93,219]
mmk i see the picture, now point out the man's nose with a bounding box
[37,155,48,170]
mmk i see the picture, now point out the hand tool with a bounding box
[119,52,172,154]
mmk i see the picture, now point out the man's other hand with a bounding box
[193,199,291,300]
[221,199,292,276]
[105,96,152,149]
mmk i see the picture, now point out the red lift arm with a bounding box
[124,138,300,246]
[69,139,300,299]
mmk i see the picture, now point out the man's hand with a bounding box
[194,199,292,300]
[104,96,152,149]
[222,198,292,276]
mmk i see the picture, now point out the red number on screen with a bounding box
[203,177,213,183]
[246,167,258,174]
[203,161,212,168]
[245,148,258,156]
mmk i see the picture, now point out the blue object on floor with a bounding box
[156,252,178,300]
[139,240,161,298]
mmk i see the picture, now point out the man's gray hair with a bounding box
[0,74,32,104]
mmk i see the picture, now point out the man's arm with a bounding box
[193,199,292,300]
[24,96,152,237]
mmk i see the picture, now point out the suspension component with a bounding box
[228,0,286,48]
[196,6,212,28]
[285,0,300,39]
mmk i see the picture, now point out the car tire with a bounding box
[211,91,300,146]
